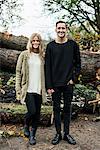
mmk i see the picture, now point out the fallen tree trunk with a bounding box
[0,104,59,126]
[0,48,21,72]
[80,51,100,82]
[0,48,100,82]
[0,104,52,127]
[0,32,28,51]
[0,103,80,126]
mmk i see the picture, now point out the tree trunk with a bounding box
[0,48,21,72]
[0,103,53,126]
[80,51,100,82]
[0,48,100,82]
[0,32,28,51]
[0,103,80,126]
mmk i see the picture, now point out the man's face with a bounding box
[56,23,67,38]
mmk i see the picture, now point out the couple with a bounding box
[16,21,81,145]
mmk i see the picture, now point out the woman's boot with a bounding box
[29,128,36,145]
[24,125,30,137]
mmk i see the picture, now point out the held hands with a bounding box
[47,89,55,95]
[47,79,74,95]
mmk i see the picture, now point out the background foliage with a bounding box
[0,0,23,31]
[44,0,100,34]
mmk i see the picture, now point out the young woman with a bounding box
[16,33,46,145]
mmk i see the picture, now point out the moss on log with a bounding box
[0,103,53,126]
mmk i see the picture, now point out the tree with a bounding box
[0,0,23,31]
[43,0,100,34]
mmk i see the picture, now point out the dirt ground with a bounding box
[0,114,100,150]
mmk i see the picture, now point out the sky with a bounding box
[12,0,57,39]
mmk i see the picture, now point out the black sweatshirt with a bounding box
[45,39,81,90]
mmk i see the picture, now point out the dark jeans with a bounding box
[24,93,42,130]
[52,85,73,135]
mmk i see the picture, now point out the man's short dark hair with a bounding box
[56,21,67,28]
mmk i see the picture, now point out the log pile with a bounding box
[0,32,100,82]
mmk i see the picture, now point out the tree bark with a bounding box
[80,51,100,82]
[0,48,100,82]
[0,48,21,72]
[0,32,28,51]
[0,103,52,126]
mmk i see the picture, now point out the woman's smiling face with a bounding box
[31,36,40,49]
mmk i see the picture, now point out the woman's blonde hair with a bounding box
[26,33,44,58]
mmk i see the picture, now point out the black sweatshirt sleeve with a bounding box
[72,42,81,83]
[45,44,53,90]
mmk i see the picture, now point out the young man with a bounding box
[45,21,81,145]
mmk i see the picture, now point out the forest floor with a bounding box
[0,113,100,150]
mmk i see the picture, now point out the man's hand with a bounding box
[47,89,55,95]
[67,79,74,85]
